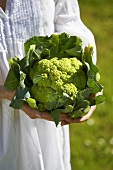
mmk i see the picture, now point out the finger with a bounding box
[21,103,48,119]
[60,112,68,119]
[21,104,39,119]
[63,105,96,124]
[79,105,96,122]
[40,112,53,121]
[61,120,70,126]
[27,110,41,119]
[64,116,82,123]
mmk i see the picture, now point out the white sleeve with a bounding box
[54,0,97,64]
[0,19,9,85]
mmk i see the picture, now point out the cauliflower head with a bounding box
[30,57,87,110]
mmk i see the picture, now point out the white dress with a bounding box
[0,0,96,170]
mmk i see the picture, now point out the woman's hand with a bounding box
[61,92,103,125]
[21,101,96,126]
[21,102,77,123]
[60,105,96,126]
[0,85,97,126]
[22,91,102,125]
[21,102,53,121]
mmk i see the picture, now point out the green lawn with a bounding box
[70,0,113,170]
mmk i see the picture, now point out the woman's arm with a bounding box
[0,85,75,123]
[0,85,94,125]
[54,0,97,64]
[0,85,50,119]
[0,0,7,12]
[0,85,15,101]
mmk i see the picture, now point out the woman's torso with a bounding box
[0,2,71,170]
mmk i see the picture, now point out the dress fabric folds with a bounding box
[0,0,96,170]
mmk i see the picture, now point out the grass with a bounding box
[69,0,113,170]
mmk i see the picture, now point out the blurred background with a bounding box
[70,0,113,169]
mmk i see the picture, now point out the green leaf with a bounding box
[24,33,83,61]
[83,106,91,114]
[58,34,82,58]
[4,64,20,91]
[49,34,59,57]
[27,44,37,68]
[90,63,99,74]
[80,88,94,99]
[24,36,43,54]
[90,95,106,106]
[65,46,82,59]
[43,92,70,111]
[50,109,63,126]
[10,76,30,109]
[44,93,59,110]
[87,76,103,93]
[10,99,24,109]
[32,75,42,84]
[10,84,30,109]
[62,105,74,113]
[56,93,70,108]
[83,45,94,64]
[8,56,19,67]
[40,48,50,59]
[18,57,29,74]
[69,109,83,118]
[24,75,33,88]
[19,44,41,75]
[74,100,90,111]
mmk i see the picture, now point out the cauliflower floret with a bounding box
[62,83,77,99]
[36,73,52,87]
[30,59,53,78]
[31,85,56,103]
[72,70,87,90]
[30,57,87,109]
[51,79,63,91]
[57,58,72,73]
[50,57,59,66]
[70,58,83,69]
[50,69,61,81]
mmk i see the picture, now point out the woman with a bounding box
[0,0,96,169]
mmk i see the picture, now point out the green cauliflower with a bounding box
[29,57,87,111]
[4,33,105,126]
